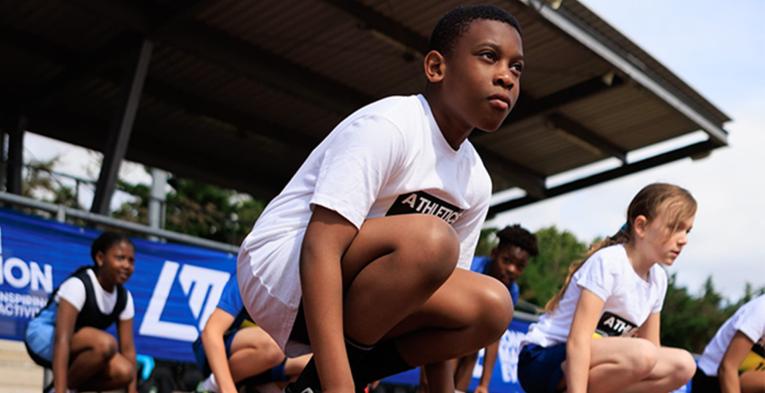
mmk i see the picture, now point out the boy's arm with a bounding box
[476,340,500,393]
[301,205,359,393]
[718,331,753,393]
[201,308,237,393]
[117,318,138,393]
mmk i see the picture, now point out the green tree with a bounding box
[659,275,733,352]
[518,226,588,307]
[23,158,80,209]
[474,227,499,256]
[112,176,265,245]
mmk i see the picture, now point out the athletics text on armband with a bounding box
[386,191,464,225]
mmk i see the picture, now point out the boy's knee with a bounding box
[408,216,460,285]
[476,279,513,339]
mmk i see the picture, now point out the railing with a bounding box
[0,191,239,253]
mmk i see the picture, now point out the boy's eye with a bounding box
[511,62,524,74]
[480,51,498,61]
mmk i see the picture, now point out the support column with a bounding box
[0,126,6,191]
[5,116,27,195]
[91,39,153,214]
[148,167,167,232]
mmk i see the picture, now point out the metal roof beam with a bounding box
[33,0,216,103]
[2,26,319,153]
[321,0,429,54]
[505,73,624,125]
[518,0,728,145]
[136,76,321,151]
[71,0,372,116]
[474,147,547,199]
[33,33,142,104]
[488,139,720,216]
[546,113,627,163]
[3,100,290,198]
[321,0,627,134]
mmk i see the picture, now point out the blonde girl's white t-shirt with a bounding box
[55,268,135,320]
[237,94,492,354]
[697,294,765,376]
[524,244,668,347]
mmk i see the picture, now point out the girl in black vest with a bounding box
[25,232,137,393]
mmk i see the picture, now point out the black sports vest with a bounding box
[42,266,128,331]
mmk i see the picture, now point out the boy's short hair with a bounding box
[429,5,522,57]
[496,224,538,256]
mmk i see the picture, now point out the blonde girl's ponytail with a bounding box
[544,226,630,312]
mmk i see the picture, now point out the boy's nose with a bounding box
[494,72,514,89]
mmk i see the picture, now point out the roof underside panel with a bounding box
[0,0,729,207]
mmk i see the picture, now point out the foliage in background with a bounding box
[23,158,80,209]
[475,227,499,256]
[113,176,265,245]
[21,160,265,244]
[518,226,588,307]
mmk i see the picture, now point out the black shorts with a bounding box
[691,368,721,393]
[289,302,310,345]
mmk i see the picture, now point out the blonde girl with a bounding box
[517,183,697,393]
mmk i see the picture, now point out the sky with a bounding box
[21,1,765,301]
[488,0,765,301]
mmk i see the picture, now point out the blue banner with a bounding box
[385,318,531,392]
[0,207,236,362]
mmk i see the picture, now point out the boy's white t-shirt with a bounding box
[524,244,667,347]
[55,268,135,320]
[237,94,492,352]
[697,294,765,376]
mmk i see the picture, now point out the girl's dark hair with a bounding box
[544,183,697,312]
[429,5,522,57]
[91,231,134,264]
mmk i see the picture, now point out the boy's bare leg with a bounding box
[454,352,478,391]
[339,214,461,347]
[380,269,511,365]
[338,214,512,359]
[423,359,456,393]
[290,213,512,391]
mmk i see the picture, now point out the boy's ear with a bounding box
[424,50,446,83]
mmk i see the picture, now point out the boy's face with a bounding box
[439,19,524,132]
[487,244,530,285]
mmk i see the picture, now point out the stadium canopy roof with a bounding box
[0,0,730,216]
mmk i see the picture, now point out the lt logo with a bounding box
[139,261,230,341]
